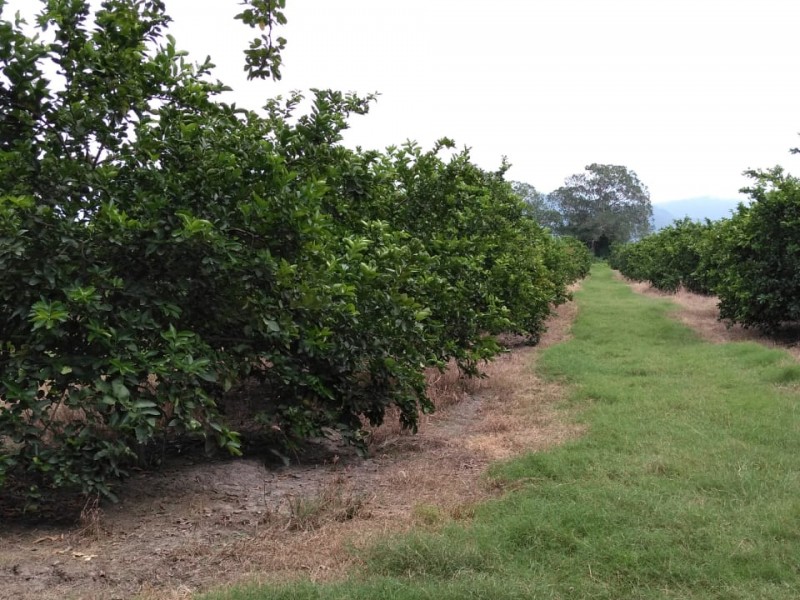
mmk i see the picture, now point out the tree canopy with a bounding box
[0,0,589,505]
[611,163,800,333]
[549,163,652,256]
[510,181,562,231]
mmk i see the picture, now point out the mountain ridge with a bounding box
[651,196,746,229]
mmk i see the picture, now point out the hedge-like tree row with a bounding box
[0,2,591,503]
[610,167,800,333]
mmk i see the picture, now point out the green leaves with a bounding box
[29,299,69,330]
[612,165,800,334]
[714,168,800,332]
[0,1,584,508]
[174,211,215,240]
[610,218,717,294]
[111,379,130,402]
[235,0,288,80]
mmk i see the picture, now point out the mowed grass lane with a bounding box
[203,263,800,600]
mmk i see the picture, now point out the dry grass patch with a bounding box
[282,477,370,532]
[465,350,584,461]
[365,362,474,451]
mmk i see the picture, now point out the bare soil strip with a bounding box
[618,274,800,361]
[0,298,581,600]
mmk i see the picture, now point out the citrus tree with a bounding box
[0,0,584,504]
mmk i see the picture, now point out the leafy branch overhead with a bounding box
[235,0,288,80]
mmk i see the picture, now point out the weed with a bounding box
[76,495,104,540]
[411,504,443,527]
[284,480,369,532]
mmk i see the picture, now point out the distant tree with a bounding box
[510,181,562,231]
[550,164,652,256]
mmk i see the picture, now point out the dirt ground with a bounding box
[0,298,582,600]
[619,274,800,361]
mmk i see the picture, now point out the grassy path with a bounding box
[204,264,800,599]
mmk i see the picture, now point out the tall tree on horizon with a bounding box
[510,181,563,231]
[550,163,652,256]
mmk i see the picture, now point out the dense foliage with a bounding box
[713,168,800,331]
[0,1,585,503]
[509,181,563,232]
[611,166,800,332]
[547,235,593,287]
[609,218,716,294]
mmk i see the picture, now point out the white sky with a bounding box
[7,0,800,203]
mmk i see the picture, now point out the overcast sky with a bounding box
[8,0,800,204]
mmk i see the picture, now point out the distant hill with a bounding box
[651,197,746,230]
[651,206,677,230]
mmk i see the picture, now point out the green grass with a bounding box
[203,263,800,599]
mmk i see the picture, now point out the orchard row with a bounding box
[0,3,590,502]
[610,167,800,333]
